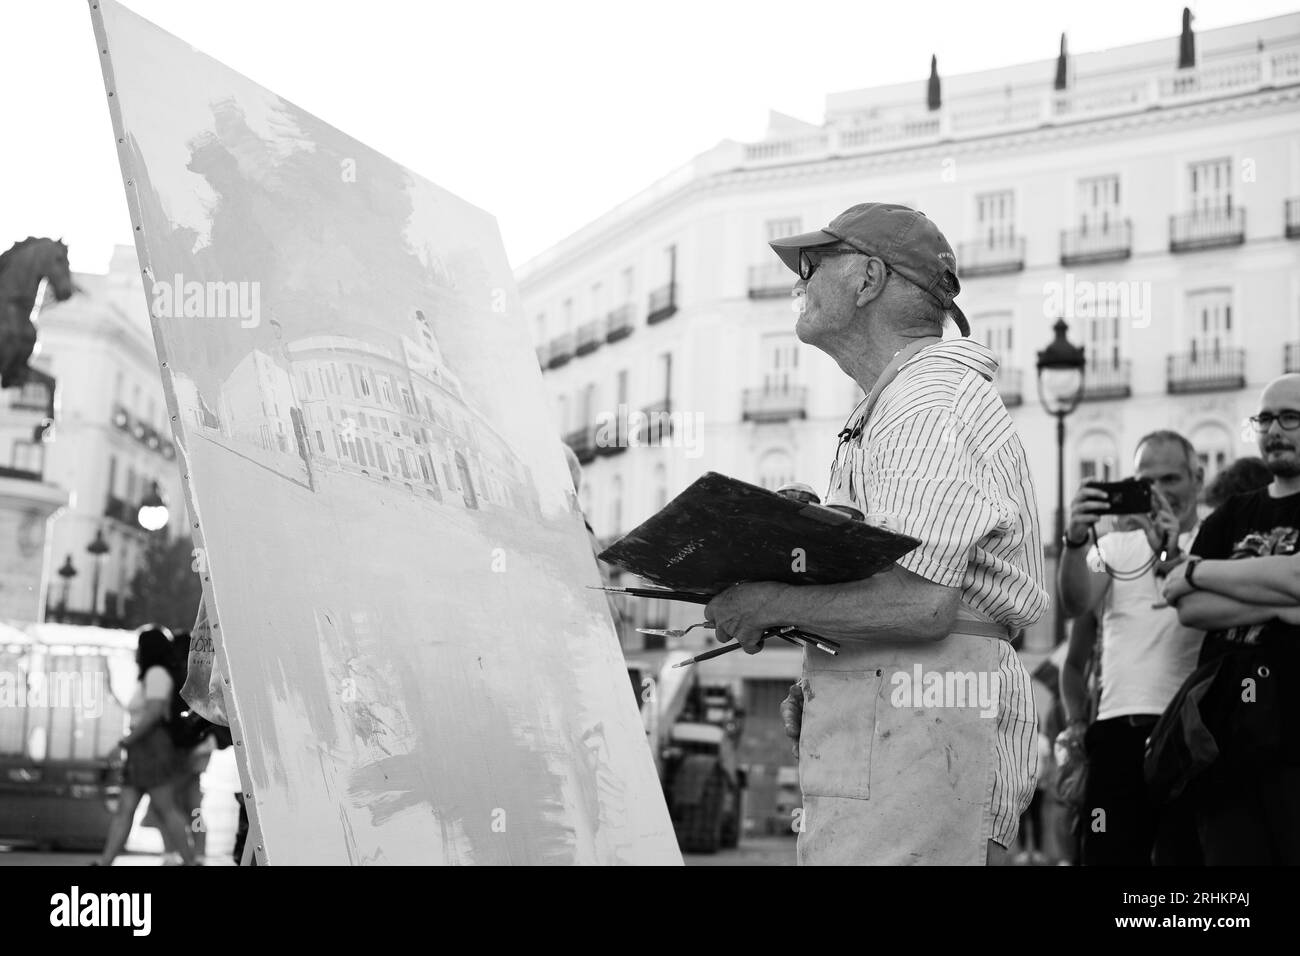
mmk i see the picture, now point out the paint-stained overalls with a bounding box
[797,338,1041,865]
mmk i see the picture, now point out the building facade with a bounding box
[0,369,68,622]
[27,246,188,626]
[517,14,1300,826]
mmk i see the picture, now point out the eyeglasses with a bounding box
[1248,411,1300,432]
[798,246,893,282]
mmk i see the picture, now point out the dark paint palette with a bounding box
[597,472,920,598]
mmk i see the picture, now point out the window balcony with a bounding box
[1285,342,1300,375]
[104,495,133,524]
[995,367,1023,408]
[1060,221,1132,266]
[748,261,792,299]
[605,304,634,343]
[594,432,627,458]
[594,411,629,457]
[1166,349,1246,394]
[1169,207,1245,253]
[575,320,602,357]
[546,332,574,369]
[1287,199,1300,240]
[636,398,673,444]
[1081,361,1132,401]
[957,233,1025,277]
[742,385,807,423]
[647,283,677,324]
[9,378,54,415]
[563,425,595,465]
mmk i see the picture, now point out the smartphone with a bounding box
[1088,478,1153,515]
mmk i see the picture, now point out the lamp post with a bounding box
[137,481,169,532]
[1036,318,1086,648]
[86,529,109,626]
[57,554,77,623]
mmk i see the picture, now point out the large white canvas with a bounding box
[90,0,679,865]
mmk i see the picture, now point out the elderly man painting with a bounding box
[705,204,1048,865]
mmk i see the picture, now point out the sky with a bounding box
[2,0,1297,274]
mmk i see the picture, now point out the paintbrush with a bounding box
[590,585,711,604]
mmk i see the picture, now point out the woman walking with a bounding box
[95,627,198,866]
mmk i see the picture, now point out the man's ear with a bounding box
[853,257,890,309]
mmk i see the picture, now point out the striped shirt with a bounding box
[826,338,1049,630]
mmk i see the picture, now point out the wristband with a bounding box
[1184,557,1203,590]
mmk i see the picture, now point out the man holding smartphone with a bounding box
[1056,430,1205,865]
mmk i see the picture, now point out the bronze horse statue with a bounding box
[0,237,76,389]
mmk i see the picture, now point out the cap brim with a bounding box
[768,229,839,275]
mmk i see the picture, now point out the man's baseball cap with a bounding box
[769,202,970,337]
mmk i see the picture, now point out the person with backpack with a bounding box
[95,627,198,866]
[144,629,217,864]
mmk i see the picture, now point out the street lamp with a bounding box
[137,481,169,532]
[86,529,109,626]
[57,554,77,623]
[1036,318,1086,648]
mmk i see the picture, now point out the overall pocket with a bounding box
[799,669,884,801]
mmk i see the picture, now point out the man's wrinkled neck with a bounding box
[837,325,938,394]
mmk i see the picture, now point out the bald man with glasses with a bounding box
[704,203,1048,865]
[1161,374,1300,864]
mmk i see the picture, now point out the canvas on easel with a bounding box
[89,0,679,865]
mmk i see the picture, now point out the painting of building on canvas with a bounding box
[91,0,679,865]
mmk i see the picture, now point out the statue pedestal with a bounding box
[0,476,70,621]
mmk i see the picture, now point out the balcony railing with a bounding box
[1060,221,1132,266]
[563,426,595,465]
[1169,207,1246,252]
[637,398,673,444]
[1081,361,1132,401]
[605,304,634,343]
[1285,342,1300,374]
[8,378,54,414]
[957,233,1025,277]
[594,427,628,457]
[1166,349,1246,394]
[1287,199,1300,240]
[736,42,1300,171]
[0,465,41,482]
[546,332,574,369]
[647,283,677,324]
[742,384,808,423]
[104,495,133,524]
[575,320,602,356]
[748,261,792,299]
[995,368,1023,408]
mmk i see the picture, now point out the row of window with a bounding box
[1077,424,1236,488]
[555,353,673,434]
[537,157,1288,360]
[534,245,677,347]
[972,287,1237,368]
[768,159,1248,252]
